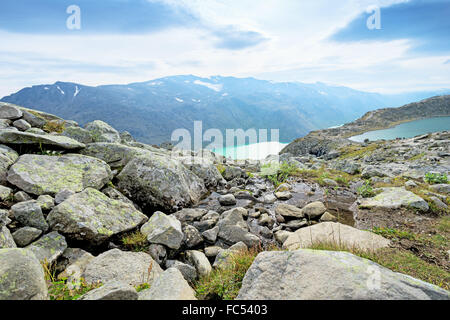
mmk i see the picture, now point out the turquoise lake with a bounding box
[349,117,450,143]
[213,141,288,160]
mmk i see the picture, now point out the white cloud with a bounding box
[0,0,448,97]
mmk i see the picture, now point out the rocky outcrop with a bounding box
[0,100,448,301]
[237,249,450,300]
[281,95,450,157]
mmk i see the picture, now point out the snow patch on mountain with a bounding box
[193,80,222,92]
[56,86,65,95]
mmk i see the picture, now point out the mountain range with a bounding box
[1,75,449,145]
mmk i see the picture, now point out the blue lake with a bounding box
[349,117,450,143]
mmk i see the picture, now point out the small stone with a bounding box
[186,250,212,277]
[302,201,327,219]
[263,194,277,204]
[13,119,32,131]
[141,212,184,250]
[320,211,337,222]
[36,195,55,211]
[275,191,292,200]
[12,227,42,247]
[11,200,49,232]
[204,246,222,257]
[275,203,304,219]
[202,226,219,243]
[218,194,237,206]
[183,225,203,248]
[14,191,32,202]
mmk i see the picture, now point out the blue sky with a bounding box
[0,0,449,96]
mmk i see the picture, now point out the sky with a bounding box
[0,0,449,97]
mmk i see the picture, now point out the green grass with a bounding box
[425,172,448,185]
[370,227,417,241]
[42,260,102,300]
[357,181,377,198]
[120,231,148,252]
[408,153,426,161]
[216,164,226,176]
[307,241,449,290]
[43,120,66,134]
[260,162,300,188]
[297,167,357,187]
[337,142,382,160]
[437,215,450,233]
[194,248,259,300]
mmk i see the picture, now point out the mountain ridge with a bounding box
[2,75,449,145]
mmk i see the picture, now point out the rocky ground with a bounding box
[0,101,449,300]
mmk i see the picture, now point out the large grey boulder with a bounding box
[359,187,429,212]
[11,200,49,232]
[26,231,67,264]
[84,120,121,143]
[80,281,138,300]
[0,103,23,120]
[83,249,163,286]
[0,226,16,248]
[0,144,18,184]
[7,154,112,196]
[0,129,85,149]
[217,207,260,247]
[117,153,207,212]
[283,222,390,252]
[47,188,148,244]
[236,249,450,300]
[0,248,48,300]
[138,268,197,300]
[140,211,183,249]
